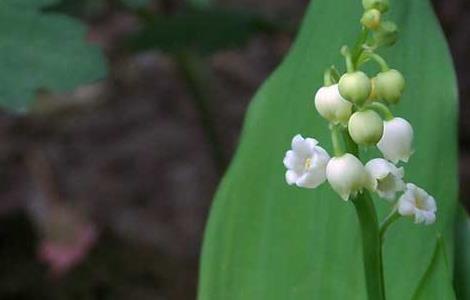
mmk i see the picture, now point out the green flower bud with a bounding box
[348,110,384,145]
[375,69,405,104]
[361,9,381,30]
[338,71,371,105]
[373,21,398,47]
[362,0,389,13]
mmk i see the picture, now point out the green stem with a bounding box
[324,66,341,86]
[364,102,394,121]
[352,192,386,300]
[340,124,385,300]
[341,46,355,73]
[175,52,227,175]
[336,27,386,300]
[330,124,345,156]
[368,52,390,72]
[379,209,400,240]
[341,127,358,155]
[323,68,334,86]
[330,66,341,83]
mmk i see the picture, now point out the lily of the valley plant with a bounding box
[283,0,437,299]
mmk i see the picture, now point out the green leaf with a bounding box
[0,0,106,111]
[198,0,458,299]
[412,236,455,300]
[0,0,59,9]
[189,0,211,9]
[120,0,151,9]
[454,206,470,299]
[129,8,271,55]
[45,0,107,19]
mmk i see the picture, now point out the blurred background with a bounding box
[0,0,467,299]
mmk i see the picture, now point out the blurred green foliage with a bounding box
[454,207,470,299]
[412,237,454,299]
[0,0,106,111]
[0,0,58,9]
[189,0,211,9]
[121,0,151,9]
[129,8,281,56]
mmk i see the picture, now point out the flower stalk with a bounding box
[379,209,400,240]
[365,102,394,121]
[330,124,345,156]
[323,70,334,86]
[342,46,355,73]
[367,52,390,72]
[342,125,386,300]
[352,192,386,300]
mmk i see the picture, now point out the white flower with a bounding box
[283,134,330,188]
[314,84,352,125]
[377,117,414,164]
[326,153,373,201]
[366,158,405,200]
[398,183,437,225]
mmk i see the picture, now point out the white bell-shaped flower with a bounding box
[314,84,352,125]
[377,117,414,163]
[398,183,437,225]
[326,153,373,201]
[366,158,405,200]
[283,134,330,189]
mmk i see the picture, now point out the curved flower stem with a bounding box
[367,52,390,72]
[352,192,386,300]
[323,68,334,86]
[329,66,341,82]
[341,46,355,73]
[324,66,341,86]
[379,209,400,240]
[364,102,394,121]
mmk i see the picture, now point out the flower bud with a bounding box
[373,21,398,47]
[326,153,373,201]
[314,84,352,125]
[377,117,414,163]
[375,69,405,104]
[361,9,381,30]
[348,110,383,145]
[338,71,371,105]
[362,0,389,13]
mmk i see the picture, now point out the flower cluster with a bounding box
[283,0,436,226]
